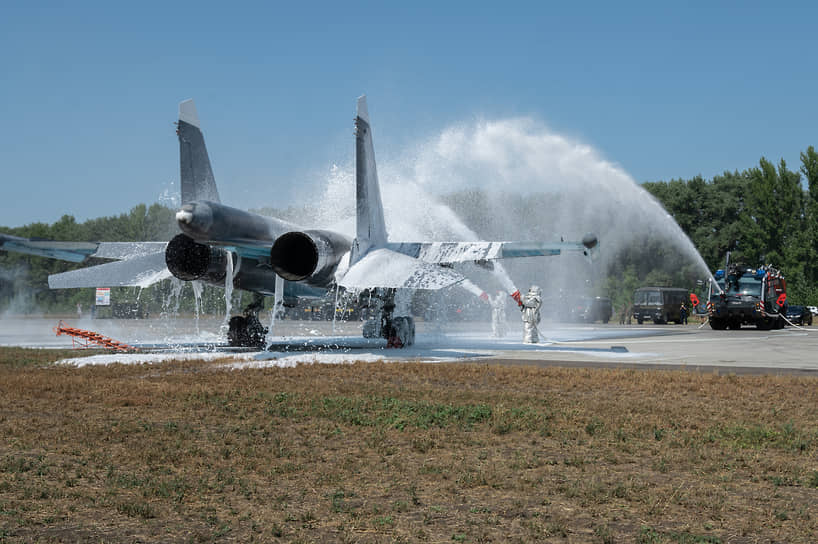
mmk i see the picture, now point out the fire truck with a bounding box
[707,263,787,330]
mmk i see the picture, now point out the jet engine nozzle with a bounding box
[270,230,352,284]
[165,233,229,282]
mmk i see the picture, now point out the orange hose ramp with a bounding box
[54,320,136,352]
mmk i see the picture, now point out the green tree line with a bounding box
[640,146,818,305]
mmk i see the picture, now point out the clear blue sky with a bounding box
[1,1,816,228]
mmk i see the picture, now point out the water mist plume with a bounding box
[408,117,711,281]
[299,115,711,309]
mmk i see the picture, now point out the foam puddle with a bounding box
[53,350,426,368]
[50,325,653,368]
[53,346,646,369]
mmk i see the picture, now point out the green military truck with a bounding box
[632,287,689,324]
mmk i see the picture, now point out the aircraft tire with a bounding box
[362,319,380,338]
[244,314,268,348]
[406,317,415,346]
[228,315,268,348]
[390,316,415,347]
[228,316,247,347]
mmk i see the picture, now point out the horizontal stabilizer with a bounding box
[92,242,169,260]
[498,241,589,258]
[48,252,171,289]
[339,248,465,290]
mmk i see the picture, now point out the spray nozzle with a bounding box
[510,290,523,307]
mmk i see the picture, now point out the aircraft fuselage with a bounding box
[176,200,296,246]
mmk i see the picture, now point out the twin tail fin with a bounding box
[178,99,221,205]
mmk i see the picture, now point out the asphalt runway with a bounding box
[1,316,816,375]
[483,323,818,375]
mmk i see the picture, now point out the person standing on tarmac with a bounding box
[680,301,688,325]
[520,285,543,343]
[490,290,507,338]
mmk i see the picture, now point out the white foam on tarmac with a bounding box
[54,344,650,369]
[55,351,258,367]
[225,352,388,370]
[55,350,441,369]
[5,317,671,369]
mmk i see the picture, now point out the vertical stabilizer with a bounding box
[178,99,221,204]
[353,95,388,262]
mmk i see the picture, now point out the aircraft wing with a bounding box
[0,233,100,263]
[339,248,466,290]
[387,239,595,265]
[1,233,168,263]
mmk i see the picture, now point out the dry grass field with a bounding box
[1,347,818,543]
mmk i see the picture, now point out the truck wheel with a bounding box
[757,318,774,331]
[709,318,727,330]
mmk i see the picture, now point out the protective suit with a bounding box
[490,291,507,338]
[521,285,542,343]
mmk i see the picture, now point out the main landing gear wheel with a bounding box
[227,314,268,348]
[361,288,416,348]
[227,294,269,348]
[387,316,415,348]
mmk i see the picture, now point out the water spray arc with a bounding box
[310,115,702,324]
[376,117,709,302]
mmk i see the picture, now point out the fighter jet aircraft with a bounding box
[1,96,598,347]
